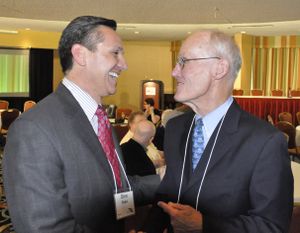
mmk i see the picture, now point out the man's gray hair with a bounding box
[208,30,242,80]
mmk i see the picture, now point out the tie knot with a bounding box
[95,105,107,118]
[195,118,203,127]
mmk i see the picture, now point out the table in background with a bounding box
[234,96,300,125]
[292,161,300,205]
[0,109,5,129]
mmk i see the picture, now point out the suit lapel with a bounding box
[56,84,116,189]
[183,101,241,193]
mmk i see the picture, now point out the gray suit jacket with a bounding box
[144,101,293,233]
[3,83,160,233]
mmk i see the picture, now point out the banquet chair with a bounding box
[275,121,300,160]
[0,108,20,136]
[278,112,293,124]
[232,89,244,96]
[113,124,129,142]
[271,89,283,96]
[296,112,300,126]
[23,100,36,112]
[0,100,9,110]
[290,90,300,97]
[251,89,263,96]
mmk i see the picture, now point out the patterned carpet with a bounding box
[0,148,14,233]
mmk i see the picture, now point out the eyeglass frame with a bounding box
[176,56,221,69]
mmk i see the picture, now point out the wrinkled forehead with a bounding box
[180,31,213,56]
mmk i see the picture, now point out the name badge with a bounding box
[114,190,135,220]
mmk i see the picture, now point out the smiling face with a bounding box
[172,31,218,107]
[87,26,127,99]
[72,26,128,103]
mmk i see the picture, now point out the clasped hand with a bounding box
[158,201,203,233]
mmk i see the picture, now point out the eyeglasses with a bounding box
[177,56,221,69]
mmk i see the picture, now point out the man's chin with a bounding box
[174,92,185,103]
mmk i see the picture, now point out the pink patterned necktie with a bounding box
[95,106,122,188]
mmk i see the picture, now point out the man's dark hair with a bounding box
[145,98,155,107]
[58,16,117,74]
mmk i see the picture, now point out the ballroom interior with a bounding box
[1,0,300,232]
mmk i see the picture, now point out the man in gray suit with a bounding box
[3,16,160,233]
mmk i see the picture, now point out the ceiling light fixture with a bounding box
[232,24,274,28]
[0,29,18,34]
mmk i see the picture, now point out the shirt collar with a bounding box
[62,78,99,121]
[195,96,233,139]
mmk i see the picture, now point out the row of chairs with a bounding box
[0,100,36,112]
[233,89,300,97]
[0,100,37,142]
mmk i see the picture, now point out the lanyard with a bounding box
[176,112,227,211]
[107,149,132,194]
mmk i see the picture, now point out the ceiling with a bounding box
[0,0,300,40]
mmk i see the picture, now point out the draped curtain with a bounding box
[0,48,29,94]
[29,48,53,102]
[251,36,300,96]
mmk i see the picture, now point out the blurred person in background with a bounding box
[121,111,165,177]
[144,98,161,125]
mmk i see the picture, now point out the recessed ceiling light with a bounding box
[187,31,192,34]
[25,28,31,30]
[241,31,246,34]
[0,29,18,34]
[134,31,140,34]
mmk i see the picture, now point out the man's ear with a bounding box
[71,44,86,66]
[214,59,229,80]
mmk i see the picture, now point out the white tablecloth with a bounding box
[292,161,300,204]
[295,126,300,146]
[0,109,4,129]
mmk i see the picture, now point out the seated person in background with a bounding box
[121,120,156,176]
[121,111,165,174]
[153,109,184,151]
[115,111,126,124]
[144,98,161,125]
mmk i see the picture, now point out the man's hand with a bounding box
[158,201,203,233]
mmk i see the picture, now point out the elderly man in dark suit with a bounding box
[142,30,293,233]
[3,16,159,233]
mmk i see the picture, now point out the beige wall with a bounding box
[234,33,253,95]
[0,30,260,107]
[0,30,61,49]
[103,41,173,110]
[0,31,174,110]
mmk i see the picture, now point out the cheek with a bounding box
[186,71,211,94]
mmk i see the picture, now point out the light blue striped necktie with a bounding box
[192,118,204,170]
